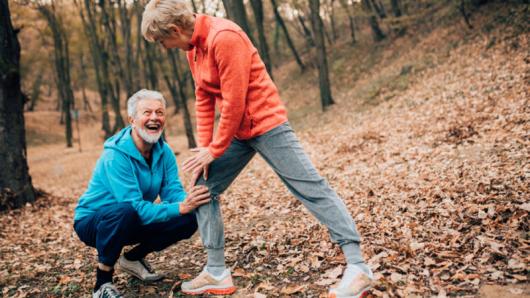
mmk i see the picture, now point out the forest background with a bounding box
[0,0,528,297]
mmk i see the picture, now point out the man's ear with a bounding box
[128,116,134,125]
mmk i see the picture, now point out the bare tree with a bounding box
[338,0,356,45]
[249,0,273,77]
[77,0,112,138]
[0,0,36,210]
[390,0,402,17]
[37,2,74,147]
[167,49,197,149]
[309,0,334,110]
[270,0,305,72]
[222,0,256,44]
[362,0,386,41]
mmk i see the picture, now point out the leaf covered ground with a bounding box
[1,3,529,298]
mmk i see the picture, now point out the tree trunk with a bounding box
[38,3,74,147]
[390,0,402,17]
[0,0,36,210]
[167,50,197,149]
[99,0,125,132]
[270,0,305,72]
[118,0,137,92]
[222,0,256,45]
[249,0,273,77]
[362,0,386,41]
[79,51,92,112]
[28,68,44,111]
[297,14,315,48]
[328,0,338,41]
[338,0,356,45]
[369,0,387,18]
[78,0,112,138]
[309,0,334,110]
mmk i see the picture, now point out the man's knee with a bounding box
[102,202,140,227]
[180,213,198,239]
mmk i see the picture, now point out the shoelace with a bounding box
[139,258,155,274]
[102,285,121,298]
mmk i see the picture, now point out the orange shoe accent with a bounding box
[182,286,237,296]
[328,290,370,298]
[204,286,237,295]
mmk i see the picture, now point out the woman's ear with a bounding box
[167,24,180,35]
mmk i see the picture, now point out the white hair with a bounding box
[142,0,194,42]
[127,89,167,118]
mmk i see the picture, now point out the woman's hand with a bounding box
[179,185,211,214]
[182,147,215,184]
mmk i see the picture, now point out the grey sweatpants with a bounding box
[195,122,364,264]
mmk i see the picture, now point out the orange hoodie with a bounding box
[186,14,288,158]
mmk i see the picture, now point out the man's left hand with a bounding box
[182,147,215,184]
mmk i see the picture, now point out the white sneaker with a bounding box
[328,264,374,298]
[93,282,122,298]
[181,267,237,295]
[117,255,163,282]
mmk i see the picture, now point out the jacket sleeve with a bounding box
[207,30,252,158]
[103,151,181,224]
[159,145,187,203]
[195,87,215,147]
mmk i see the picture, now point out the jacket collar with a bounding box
[190,14,210,51]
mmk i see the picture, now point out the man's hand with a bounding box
[182,147,215,184]
[179,185,211,214]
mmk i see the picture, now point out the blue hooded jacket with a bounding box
[74,126,187,225]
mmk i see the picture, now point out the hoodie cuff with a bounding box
[167,203,180,218]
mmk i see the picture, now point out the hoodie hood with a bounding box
[103,126,165,167]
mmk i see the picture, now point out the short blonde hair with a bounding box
[142,0,194,42]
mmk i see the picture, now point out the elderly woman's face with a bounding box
[157,25,193,51]
[131,99,166,143]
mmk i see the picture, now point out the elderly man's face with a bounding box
[131,99,166,144]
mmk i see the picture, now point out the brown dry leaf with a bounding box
[280,284,306,294]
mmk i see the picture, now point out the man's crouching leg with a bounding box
[74,203,141,296]
[119,213,198,282]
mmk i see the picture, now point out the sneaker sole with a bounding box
[328,287,371,298]
[119,265,164,282]
[181,286,237,295]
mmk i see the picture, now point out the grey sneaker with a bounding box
[181,267,237,295]
[328,264,374,298]
[118,255,164,282]
[93,282,122,298]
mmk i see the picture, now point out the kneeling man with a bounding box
[74,89,210,298]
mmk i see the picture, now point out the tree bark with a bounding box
[309,0,334,110]
[78,0,112,138]
[297,14,315,48]
[28,68,44,112]
[339,0,356,45]
[390,0,402,17]
[38,3,74,147]
[362,0,386,41]
[369,0,387,18]
[270,0,305,72]
[0,0,36,210]
[249,0,273,77]
[222,0,256,45]
[167,49,197,149]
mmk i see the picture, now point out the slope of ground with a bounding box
[1,2,528,297]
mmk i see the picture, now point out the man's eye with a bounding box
[157,111,164,116]
[143,111,150,115]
